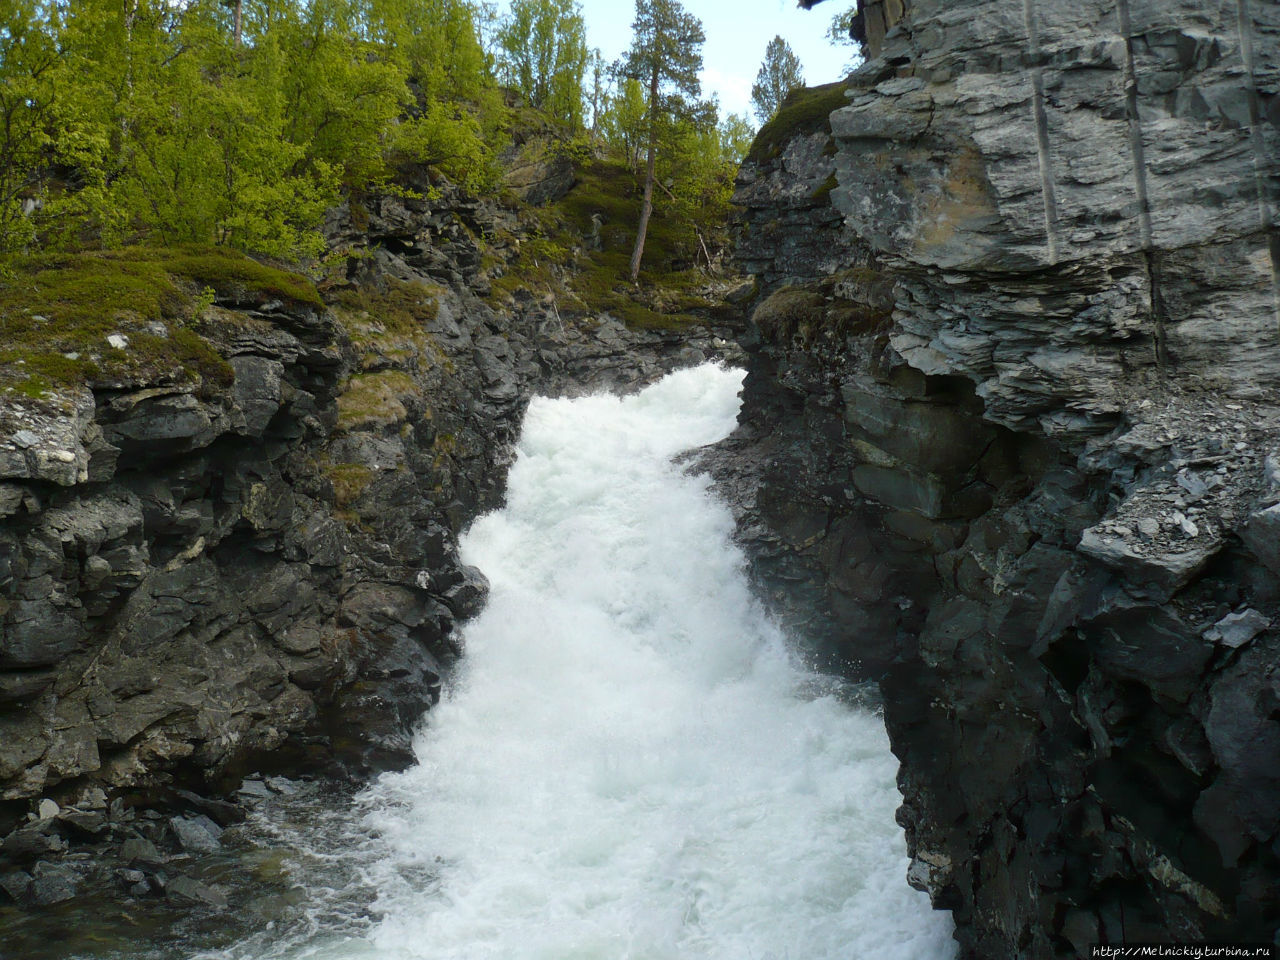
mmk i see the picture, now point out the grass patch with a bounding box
[325,462,375,507]
[336,370,419,431]
[746,80,852,166]
[0,245,321,397]
[329,278,440,338]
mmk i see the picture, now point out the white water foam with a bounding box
[232,363,955,960]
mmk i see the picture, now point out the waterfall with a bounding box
[219,363,955,960]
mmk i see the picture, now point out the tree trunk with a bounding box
[628,65,661,282]
[233,0,243,47]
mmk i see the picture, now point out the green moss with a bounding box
[337,370,419,431]
[811,172,839,202]
[746,81,852,166]
[753,275,893,346]
[752,286,827,342]
[0,245,320,397]
[325,462,375,507]
[331,278,441,340]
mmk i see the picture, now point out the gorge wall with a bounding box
[716,0,1280,955]
[0,173,728,863]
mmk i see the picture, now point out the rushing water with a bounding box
[211,363,955,960]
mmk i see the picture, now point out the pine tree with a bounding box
[616,0,705,282]
[750,35,804,124]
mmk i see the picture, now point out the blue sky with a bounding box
[499,1,858,123]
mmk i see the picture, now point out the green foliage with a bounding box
[0,0,505,255]
[598,78,649,172]
[615,0,707,280]
[825,4,866,73]
[0,0,61,253]
[496,0,589,129]
[718,113,757,165]
[751,36,805,124]
[484,156,728,332]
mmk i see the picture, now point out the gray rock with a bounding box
[172,790,246,827]
[0,822,67,862]
[11,430,39,449]
[169,815,223,854]
[0,870,32,901]
[1204,609,1270,649]
[1241,503,1280,575]
[235,779,272,802]
[120,837,165,865]
[441,565,490,620]
[230,355,285,437]
[29,862,78,905]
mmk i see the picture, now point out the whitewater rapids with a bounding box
[225,362,955,960]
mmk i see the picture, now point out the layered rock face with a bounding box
[0,178,728,831]
[718,0,1279,954]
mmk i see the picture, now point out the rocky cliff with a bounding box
[0,168,734,907]
[715,0,1279,954]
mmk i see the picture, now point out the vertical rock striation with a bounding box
[714,0,1279,954]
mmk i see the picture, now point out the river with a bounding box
[208,362,955,960]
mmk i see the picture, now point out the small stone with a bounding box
[37,799,59,821]
[82,787,108,810]
[83,555,112,589]
[0,870,32,901]
[236,778,272,801]
[1179,516,1199,537]
[1204,609,1270,649]
[12,430,38,449]
[169,815,223,855]
[1112,525,1132,538]
[1137,518,1161,538]
[106,333,129,350]
[49,450,76,463]
[265,776,298,795]
[120,837,165,865]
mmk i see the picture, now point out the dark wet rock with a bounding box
[0,869,31,901]
[235,779,273,803]
[57,810,109,839]
[172,789,246,828]
[0,821,67,863]
[29,861,78,905]
[165,874,229,909]
[119,837,165,866]
[440,565,490,620]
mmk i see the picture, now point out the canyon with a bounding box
[1,0,1278,955]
